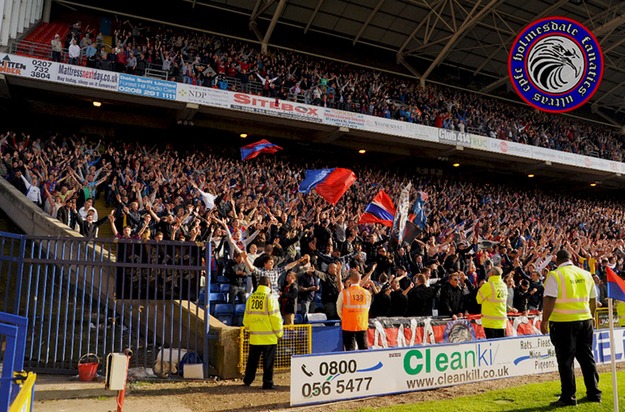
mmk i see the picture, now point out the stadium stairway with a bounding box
[93,196,114,238]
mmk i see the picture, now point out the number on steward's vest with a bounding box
[353,293,364,302]
[496,290,503,299]
[251,298,264,310]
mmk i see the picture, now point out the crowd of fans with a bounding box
[1,130,621,323]
[55,18,625,163]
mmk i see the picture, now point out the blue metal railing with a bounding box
[0,232,212,377]
[0,312,28,411]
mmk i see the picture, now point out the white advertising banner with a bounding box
[229,92,324,123]
[531,146,579,167]
[404,122,439,143]
[487,139,533,160]
[1,54,119,90]
[176,83,230,108]
[323,109,366,129]
[290,328,625,407]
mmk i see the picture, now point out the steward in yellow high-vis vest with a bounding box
[546,264,593,323]
[617,300,625,327]
[541,250,601,406]
[476,267,508,339]
[243,276,283,389]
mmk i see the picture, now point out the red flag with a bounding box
[358,190,396,227]
[313,168,356,205]
[606,267,625,302]
[240,139,283,161]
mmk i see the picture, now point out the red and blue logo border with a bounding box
[508,16,603,113]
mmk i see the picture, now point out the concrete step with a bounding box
[93,197,114,238]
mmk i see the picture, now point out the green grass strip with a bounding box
[353,370,625,411]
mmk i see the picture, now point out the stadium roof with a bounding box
[175,0,625,122]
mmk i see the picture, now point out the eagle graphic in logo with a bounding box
[508,17,603,113]
[527,36,584,94]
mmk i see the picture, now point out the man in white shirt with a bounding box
[79,198,98,221]
[68,38,81,65]
[51,34,63,62]
[21,175,42,207]
[78,198,98,235]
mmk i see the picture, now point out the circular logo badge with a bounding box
[508,17,603,113]
[443,319,476,343]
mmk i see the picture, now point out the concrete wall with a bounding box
[0,177,83,238]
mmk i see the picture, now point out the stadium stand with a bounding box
[10,16,624,162]
[4,4,625,330]
[1,128,623,325]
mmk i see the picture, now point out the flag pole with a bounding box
[607,298,618,412]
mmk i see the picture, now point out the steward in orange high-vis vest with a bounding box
[337,270,371,351]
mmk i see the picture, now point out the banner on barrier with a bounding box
[230,93,324,123]
[176,83,231,108]
[367,314,543,349]
[118,74,176,100]
[1,54,119,91]
[291,328,625,406]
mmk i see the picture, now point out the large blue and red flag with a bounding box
[240,139,283,161]
[298,168,356,205]
[606,267,625,302]
[358,190,396,227]
[409,190,428,230]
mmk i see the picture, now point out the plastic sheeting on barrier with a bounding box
[368,313,542,348]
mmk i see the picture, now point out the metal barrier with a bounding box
[238,324,312,373]
[595,307,617,329]
[8,372,36,412]
[10,40,58,61]
[0,231,211,376]
[0,311,29,411]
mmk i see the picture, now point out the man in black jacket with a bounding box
[226,252,249,305]
[407,274,436,316]
[438,273,464,318]
[527,271,544,310]
[279,271,298,325]
[75,209,110,238]
[513,279,531,313]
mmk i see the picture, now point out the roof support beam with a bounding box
[480,76,507,93]
[591,77,625,105]
[261,0,286,53]
[396,0,446,78]
[474,0,569,76]
[397,0,445,57]
[419,0,501,86]
[590,106,622,127]
[249,0,276,42]
[604,36,625,54]
[353,0,385,45]
[305,0,325,34]
[251,0,275,22]
[593,13,625,37]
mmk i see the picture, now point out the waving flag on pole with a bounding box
[240,139,283,161]
[358,190,396,227]
[604,267,623,412]
[298,168,356,205]
[389,183,412,250]
[410,191,428,230]
[606,267,625,301]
